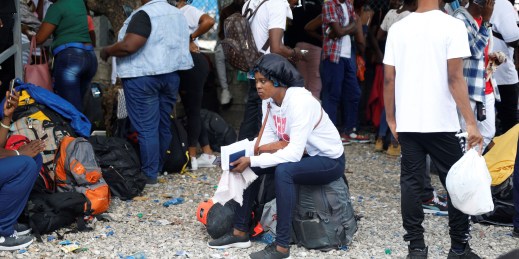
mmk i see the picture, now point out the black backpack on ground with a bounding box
[291,176,357,251]
[472,177,514,226]
[89,136,147,200]
[25,192,89,239]
[200,109,237,152]
[163,115,189,173]
[201,174,275,239]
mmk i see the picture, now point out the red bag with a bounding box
[5,135,55,192]
[5,134,30,150]
[24,37,53,91]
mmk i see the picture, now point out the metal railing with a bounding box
[0,0,23,80]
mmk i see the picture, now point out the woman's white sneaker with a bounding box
[197,154,216,168]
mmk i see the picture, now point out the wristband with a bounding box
[0,122,10,129]
[14,150,20,156]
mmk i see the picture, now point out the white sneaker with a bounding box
[220,89,232,105]
[197,153,217,168]
[190,157,198,171]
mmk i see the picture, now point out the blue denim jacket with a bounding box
[116,0,193,78]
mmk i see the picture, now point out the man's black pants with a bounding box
[399,132,470,247]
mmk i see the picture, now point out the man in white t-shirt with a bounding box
[237,0,304,141]
[383,0,483,258]
[490,0,519,134]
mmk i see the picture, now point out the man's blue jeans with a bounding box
[0,155,41,236]
[321,57,361,133]
[122,72,179,180]
[233,154,345,248]
[53,48,98,111]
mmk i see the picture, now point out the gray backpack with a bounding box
[291,177,357,251]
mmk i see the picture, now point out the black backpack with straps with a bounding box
[24,192,90,240]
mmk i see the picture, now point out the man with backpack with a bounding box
[236,0,304,141]
[100,0,193,186]
[0,91,46,251]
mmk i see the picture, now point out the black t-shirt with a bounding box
[284,2,322,48]
[126,11,151,38]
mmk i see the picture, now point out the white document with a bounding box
[213,139,258,206]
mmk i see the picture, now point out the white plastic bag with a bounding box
[446,149,494,216]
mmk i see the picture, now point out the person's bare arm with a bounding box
[35,22,56,45]
[304,14,323,41]
[269,28,302,60]
[376,28,387,42]
[447,58,483,151]
[36,0,45,21]
[100,33,147,61]
[191,14,215,39]
[354,15,365,56]
[383,64,397,140]
[89,30,96,48]
[329,20,356,39]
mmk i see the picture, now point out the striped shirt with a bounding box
[322,0,355,63]
[453,7,490,103]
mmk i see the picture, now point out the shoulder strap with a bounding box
[493,30,505,42]
[261,39,270,52]
[253,102,271,156]
[493,29,519,48]
[244,0,269,21]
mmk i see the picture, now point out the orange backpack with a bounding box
[54,136,110,215]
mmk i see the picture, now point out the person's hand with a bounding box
[189,41,200,53]
[288,47,304,63]
[21,24,32,37]
[3,90,19,119]
[230,156,251,173]
[387,119,398,141]
[18,139,46,157]
[328,29,339,40]
[100,48,109,62]
[482,0,495,22]
[466,124,484,154]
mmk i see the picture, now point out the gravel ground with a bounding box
[1,143,518,259]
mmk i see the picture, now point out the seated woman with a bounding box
[0,90,45,251]
[207,54,345,259]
